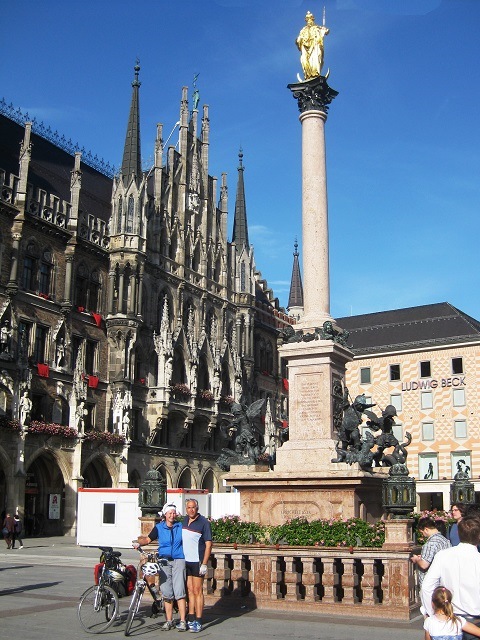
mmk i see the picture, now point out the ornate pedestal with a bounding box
[226,339,387,524]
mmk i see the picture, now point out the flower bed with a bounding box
[209,515,386,547]
[28,420,78,439]
[83,430,126,445]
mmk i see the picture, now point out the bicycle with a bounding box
[78,546,136,634]
[124,544,166,636]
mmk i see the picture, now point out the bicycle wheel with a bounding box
[78,584,119,634]
[124,583,144,636]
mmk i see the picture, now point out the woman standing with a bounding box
[136,503,188,631]
[449,503,468,546]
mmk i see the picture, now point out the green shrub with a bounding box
[210,515,263,544]
[210,515,386,547]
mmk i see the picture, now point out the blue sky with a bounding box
[2,0,479,319]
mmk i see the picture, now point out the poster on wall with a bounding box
[49,493,61,519]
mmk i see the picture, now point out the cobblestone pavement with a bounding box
[0,537,424,640]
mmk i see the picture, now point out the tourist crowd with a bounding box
[411,503,480,640]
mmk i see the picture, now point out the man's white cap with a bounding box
[160,502,178,516]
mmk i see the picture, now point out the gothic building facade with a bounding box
[0,66,292,535]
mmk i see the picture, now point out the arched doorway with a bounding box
[25,452,65,536]
[0,467,6,515]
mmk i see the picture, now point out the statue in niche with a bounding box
[76,400,87,433]
[19,390,32,425]
[55,337,65,368]
[0,320,12,356]
[212,369,221,400]
[216,399,266,471]
[164,354,173,386]
[296,10,329,80]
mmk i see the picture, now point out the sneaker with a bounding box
[19,545,24,549]
[189,621,202,633]
[187,622,195,630]
[160,620,175,631]
[176,621,188,632]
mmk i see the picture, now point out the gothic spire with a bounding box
[121,60,142,183]
[288,239,304,310]
[232,148,249,250]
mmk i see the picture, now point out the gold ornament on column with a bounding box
[296,9,330,80]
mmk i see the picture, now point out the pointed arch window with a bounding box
[75,264,89,309]
[117,197,123,233]
[266,341,274,375]
[39,249,53,295]
[126,196,134,233]
[22,242,38,291]
[75,264,102,312]
[240,262,246,292]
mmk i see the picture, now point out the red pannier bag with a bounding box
[94,562,104,585]
[125,565,137,595]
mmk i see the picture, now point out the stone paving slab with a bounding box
[0,537,424,640]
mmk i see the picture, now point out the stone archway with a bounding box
[177,466,192,489]
[24,451,66,536]
[128,469,141,488]
[83,456,114,488]
[0,443,13,514]
[201,468,215,493]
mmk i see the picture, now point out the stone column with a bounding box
[64,255,74,303]
[300,109,330,327]
[288,75,338,330]
[107,270,115,313]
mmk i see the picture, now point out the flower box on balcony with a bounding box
[28,421,78,439]
[170,383,192,400]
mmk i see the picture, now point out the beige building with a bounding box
[338,303,480,511]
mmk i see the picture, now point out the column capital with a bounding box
[288,75,338,114]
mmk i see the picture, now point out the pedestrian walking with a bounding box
[2,512,15,549]
[13,514,24,549]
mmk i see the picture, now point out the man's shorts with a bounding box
[185,561,201,578]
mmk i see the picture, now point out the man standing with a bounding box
[421,516,480,639]
[182,499,212,633]
[411,516,450,589]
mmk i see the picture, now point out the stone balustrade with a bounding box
[204,543,420,620]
